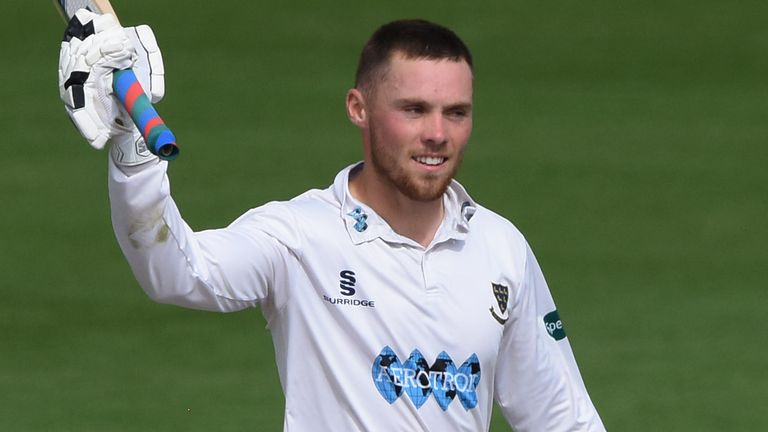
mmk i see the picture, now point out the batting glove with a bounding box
[58,9,165,167]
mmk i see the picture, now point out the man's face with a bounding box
[360,53,473,202]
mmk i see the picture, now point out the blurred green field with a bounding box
[1,0,766,430]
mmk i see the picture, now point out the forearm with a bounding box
[108,159,255,312]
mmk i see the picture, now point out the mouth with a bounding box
[413,156,446,167]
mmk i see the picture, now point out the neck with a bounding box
[349,165,444,248]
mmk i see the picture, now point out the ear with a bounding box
[346,88,368,128]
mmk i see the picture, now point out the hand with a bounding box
[58,9,165,167]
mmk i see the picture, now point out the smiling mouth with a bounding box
[413,156,446,166]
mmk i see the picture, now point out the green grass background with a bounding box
[1,0,766,430]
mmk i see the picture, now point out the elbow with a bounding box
[142,286,180,305]
[139,281,190,306]
[138,279,244,313]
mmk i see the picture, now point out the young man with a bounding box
[59,12,606,431]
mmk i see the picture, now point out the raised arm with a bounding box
[107,160,292,312]
[59,9,291,313]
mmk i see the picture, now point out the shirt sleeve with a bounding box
[494,243,606,431]
[107,159,297,313]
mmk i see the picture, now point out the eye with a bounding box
[404,105,425,115]
[446,108,468,120]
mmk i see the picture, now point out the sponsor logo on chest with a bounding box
[322,269,376,308]
[372,346,481,411]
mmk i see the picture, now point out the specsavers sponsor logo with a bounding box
[372,346,481,411]
[544,310,566,341]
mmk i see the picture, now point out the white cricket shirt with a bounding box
[108,161,605,431]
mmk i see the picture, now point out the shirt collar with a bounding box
[333,162,477,247]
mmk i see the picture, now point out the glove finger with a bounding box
[73,9,98,27]
[93,15,133,66]
[149,75,165,103]
[134,25,164,75]
[91,13,119,33]
[91,134,109,150]
[61,74,86,109]
[69,36,95,74]
[62,9,97,44]
[60,54,91,109]
[58,41,73,78]
[68,34,91,58]
[69,108,109,149]
[125,25,165,102]
[83,29,133,70]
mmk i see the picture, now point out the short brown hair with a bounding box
[354,19,473,96]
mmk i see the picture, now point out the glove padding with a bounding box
[58,8,164,168]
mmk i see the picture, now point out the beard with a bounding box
[367,124,463,202]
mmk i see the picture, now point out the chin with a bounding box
[401,175,454,202]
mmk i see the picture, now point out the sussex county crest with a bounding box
[489,283,509,325]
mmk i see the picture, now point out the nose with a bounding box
[422,113,447,146]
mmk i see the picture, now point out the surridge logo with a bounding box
[323,270,376,308]
[339,270,356,296]
[372,346,481,411]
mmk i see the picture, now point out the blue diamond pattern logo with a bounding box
[429,351,457,411]
[372,346,403,404]
[402,349,432,408]
[457,354,481,410]
[372,347,481,411]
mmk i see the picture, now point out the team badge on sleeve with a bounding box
[489,283,509,325]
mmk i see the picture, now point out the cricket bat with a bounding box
[54,0,179,161]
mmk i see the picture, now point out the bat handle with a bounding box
[112,69,179,161]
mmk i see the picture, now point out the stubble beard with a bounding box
[368,125,462,202]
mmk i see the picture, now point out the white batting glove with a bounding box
[58,9,165,167]
[111,26,165,167]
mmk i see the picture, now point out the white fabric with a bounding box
[108,160,606,432]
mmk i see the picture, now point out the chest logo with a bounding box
[323,269,376,308]
[372,346,481,411]
[489,282,509,325]
[347,207,368,232]
[339,270,357,296]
